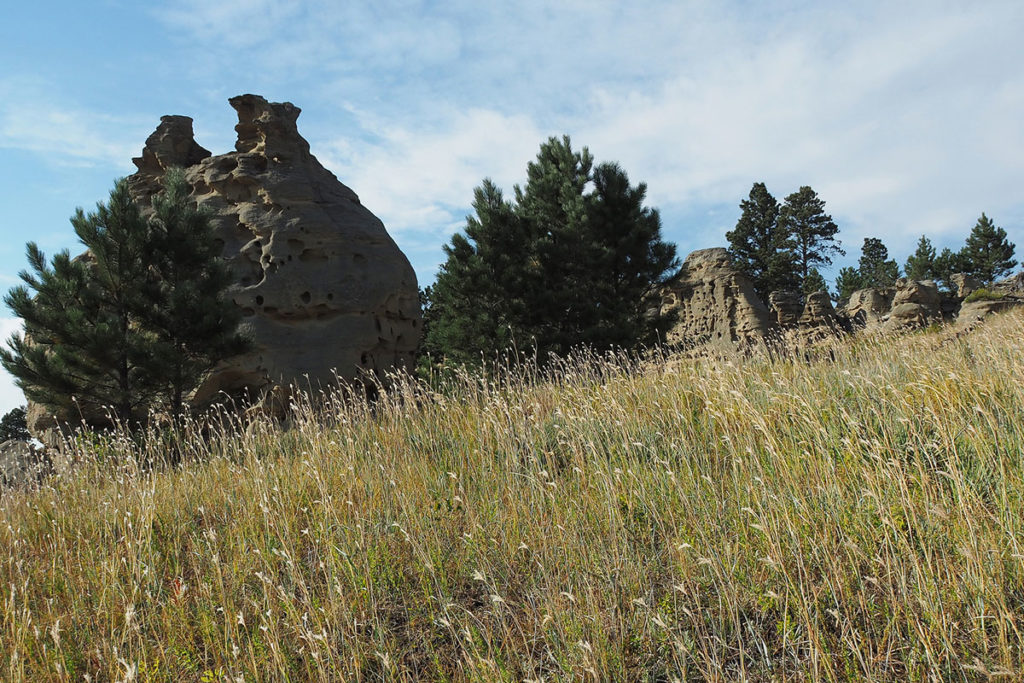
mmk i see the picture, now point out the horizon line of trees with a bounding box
[726,182,1017,305]
[2,136,1020,437]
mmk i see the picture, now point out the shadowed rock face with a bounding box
[768,290,803,327]
[127,94,421,404]
[661,248,773,351]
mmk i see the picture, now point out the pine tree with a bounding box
[933,247,970,288]
[726,183,795,296]
[1,174,248,430]
[777,186,843,291]
[802,268,828,295]
[904,235,937,280]
[961,213,1017,282]
[425,180,529,365]
[834,266,864,303]
[2,180,163,426]
[857,238,900,288]
[0,406,29,442]
[425,136,678,364]
[142,168,250,421]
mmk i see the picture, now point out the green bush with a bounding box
[963,287,1004,303]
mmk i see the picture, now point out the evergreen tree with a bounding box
[857,237,900,288]
[426,136,678,364]
[1,174,247,429]
[142,168,250,421]
[834,266,864,303]
[0,406,29,442]
[777,186,843,291]
[961,213,1016,282]
[425,180,531,365]
[802,268,828,295]
[726,183,795,296]
[2,180,164,425]
[904,235,937,280]
[933,247,970,288]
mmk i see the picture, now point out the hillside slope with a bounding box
[2,311,1024,681]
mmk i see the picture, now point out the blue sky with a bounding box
[1,0,1022,414]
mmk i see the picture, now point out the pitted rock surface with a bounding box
[768,290,803,327]
[661,248,773,351]
[127,95,421,402]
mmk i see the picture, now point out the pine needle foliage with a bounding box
[1,173,248,428]
[425,136,678,365]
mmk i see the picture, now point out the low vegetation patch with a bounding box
[2,312,1024,681]
[964,287,1006,304]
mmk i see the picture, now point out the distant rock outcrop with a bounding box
[885,279,941,330]
[0,439,49,489]
[661,248,773,351]
[127,94,421,406]
[841,287,895,329]
[768,290,803,327]
[794,291,845,344]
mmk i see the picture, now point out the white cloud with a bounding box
[149,0,1024,270]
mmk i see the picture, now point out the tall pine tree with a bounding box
[777,186,843,291]
[2,173,248,430]
[2,180,163,425]
[425,136,678,364]
[961,213,1016,282]
[857,237,900,288]
[904,235,937,280]
[725,182,795,297]
[142,168,250,421]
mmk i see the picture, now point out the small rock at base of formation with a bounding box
[0,439,50,489]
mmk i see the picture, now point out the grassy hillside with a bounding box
[2,311,1024,681]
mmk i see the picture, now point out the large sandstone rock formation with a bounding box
[127,95,421,404]
[661,248,773,351]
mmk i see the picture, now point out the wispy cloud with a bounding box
[0,78,148,168]
[153,0,1024,273]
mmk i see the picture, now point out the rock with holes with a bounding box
[661,248,774,351]
[127,94,421,404]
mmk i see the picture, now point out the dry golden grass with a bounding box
[2,310,1024,681]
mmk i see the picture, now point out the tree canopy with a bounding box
[777,186,844,291]
[1,173,248,429]
[424,136,678,365]
[961,213,1016,282]
[726,182,795,297]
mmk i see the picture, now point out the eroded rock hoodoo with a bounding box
[661,248,774,351]
[128,95,421,403]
